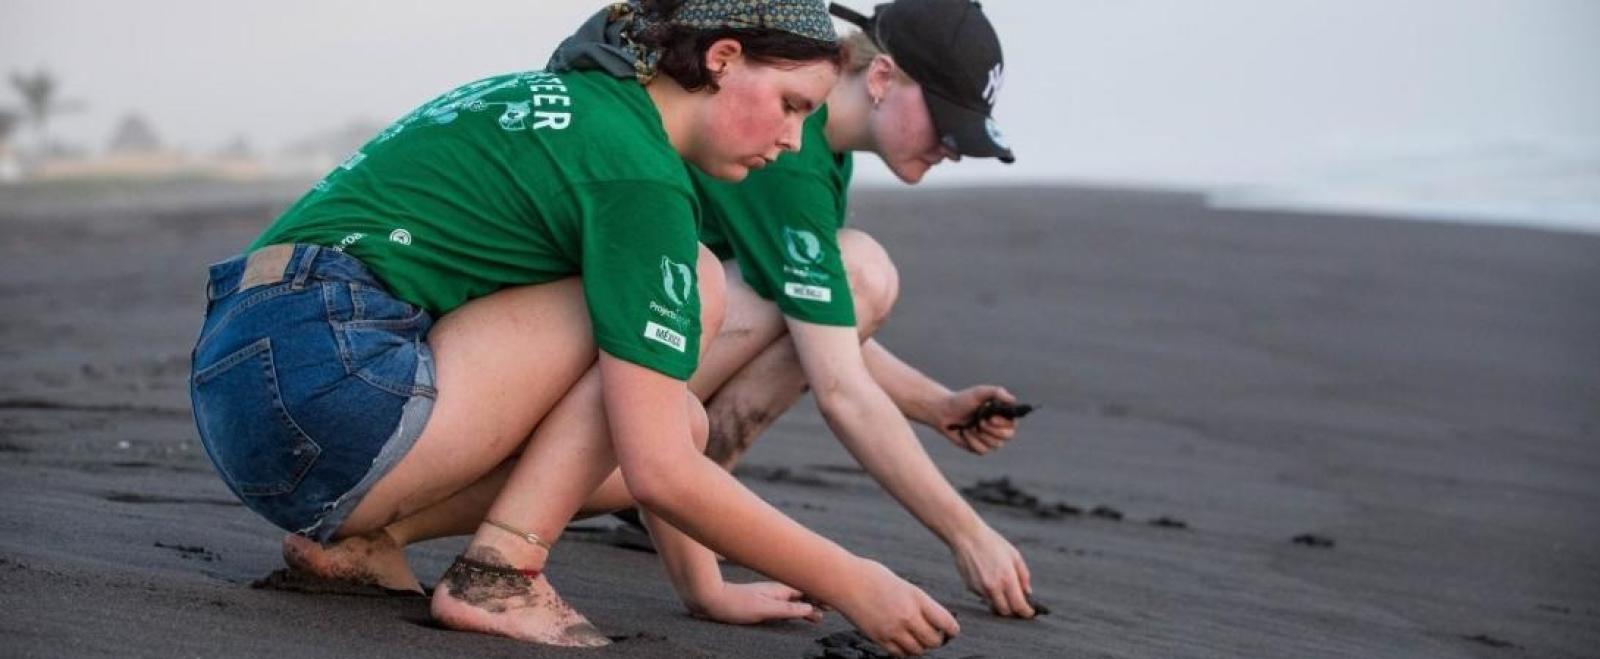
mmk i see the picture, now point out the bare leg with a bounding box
[704,341,810,466]
[280,276,594,596]
[425,245,726,646]
[704,228,900,466]
[688,259,789,401]
[335,279,599,538]
[281,374,681,593]
[280,350,716,594]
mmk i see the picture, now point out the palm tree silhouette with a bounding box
[9,68,85,155]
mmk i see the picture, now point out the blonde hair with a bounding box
[840,29,915,84]
[840,29,883,74]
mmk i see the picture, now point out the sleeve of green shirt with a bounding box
[572,180,702,381]
[714,170,856,327]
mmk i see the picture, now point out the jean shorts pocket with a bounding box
[192,338,322,497]
[331,282,433,398]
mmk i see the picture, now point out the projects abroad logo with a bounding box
[783,227,824,266]
[646,255,694,353]
[781,226,833,302]
[660,256,693,307]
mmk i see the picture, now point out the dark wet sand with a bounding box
[2,181,1598,658]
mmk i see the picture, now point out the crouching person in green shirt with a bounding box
[683,0,1041,619]
[189,1,959,653]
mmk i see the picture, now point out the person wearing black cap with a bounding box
[826,0,1014,167]
[667,0,1040,623]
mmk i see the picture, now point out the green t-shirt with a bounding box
[693,106,856,327]
[252,69,702,380]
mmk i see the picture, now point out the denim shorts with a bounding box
[189,244,436,542]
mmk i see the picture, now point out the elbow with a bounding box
[811,373,866,421]
[623,460,683,513]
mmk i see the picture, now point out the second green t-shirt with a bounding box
[693,106,856,327]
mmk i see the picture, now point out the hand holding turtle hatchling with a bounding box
[931,386,1032,455]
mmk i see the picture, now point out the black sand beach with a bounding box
[2,182,1597,658]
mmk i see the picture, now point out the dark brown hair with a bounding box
[635,0,843,92]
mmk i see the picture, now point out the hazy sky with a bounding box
[3,0,1598,188]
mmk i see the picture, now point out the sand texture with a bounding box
[2,182,1597,658]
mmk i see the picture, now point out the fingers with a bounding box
[801,595,835,612]
[993,387,1018,404]
[980,415,1016,433]
[906,620,946,653]
[978,416,1015,437]
[786,600,819,620]
[922,593,961,640]
[756,597,816,622]
[966,418,1012,454]
[987,581,1014,616]
[879,596,959,656]
[1016,553,1033,595]
[988,560,1035,619]
[763,582,805,600]
[973,428,1005,453]
[765,584,819,621]
[1001,576,1034,619]
[955,427,988,455]
[977,570,1035,619]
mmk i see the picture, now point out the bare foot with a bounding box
[282,530,423,594]
[430,546,609,647]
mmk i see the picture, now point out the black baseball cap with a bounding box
[830,0,1014,163]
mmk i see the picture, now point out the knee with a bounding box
[687,393,710,453]
[839,229,899,330]
[696,244,727,352]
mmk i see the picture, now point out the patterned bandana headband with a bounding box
[601,0,839,82]
[667,0,838,40]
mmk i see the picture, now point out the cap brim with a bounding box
[923,92,1014,164]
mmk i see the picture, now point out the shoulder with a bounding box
[535,70,692,191]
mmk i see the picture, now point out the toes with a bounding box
[560,622,611,647]
[281,534,323,571]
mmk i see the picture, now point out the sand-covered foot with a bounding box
[430,547,609,648]
[281,530,423,594]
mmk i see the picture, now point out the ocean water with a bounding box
[1206,136,1600,235]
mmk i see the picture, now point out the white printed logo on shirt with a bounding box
[660,256,694,308]
[643,321,687,352]
[783,227,824,266]
[784,282,832,303]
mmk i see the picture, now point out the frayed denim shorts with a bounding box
[189,244,436,542]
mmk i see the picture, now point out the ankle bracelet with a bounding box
[484,518,553,552]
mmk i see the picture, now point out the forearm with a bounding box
[641,509,724,611]
[861,338,949,427]
[635,454,863,604]
[601,355,862,605]
[816,380,982,545]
